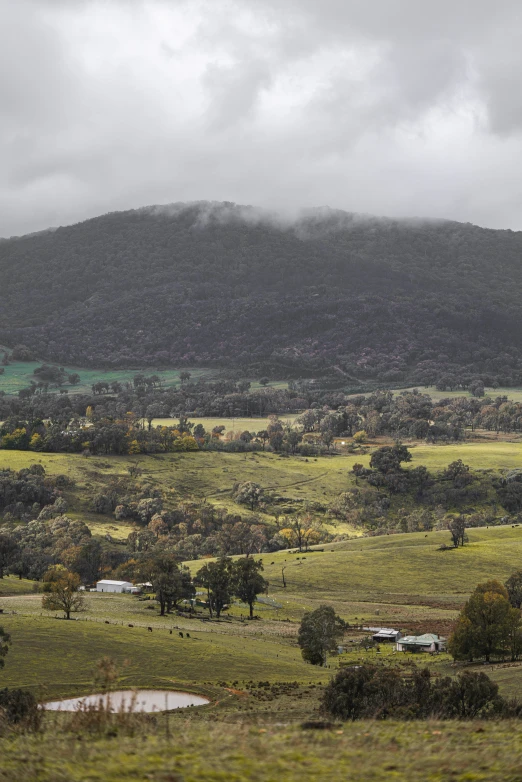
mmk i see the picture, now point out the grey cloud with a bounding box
[2,0,522,236]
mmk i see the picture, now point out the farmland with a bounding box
[3,438,522,774]
[398,385,522,402]
[146,414,298,432]
[3,503,522,779]
[0,356,288,396]
[4,525,522,698]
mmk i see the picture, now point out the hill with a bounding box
[2,202,522,385]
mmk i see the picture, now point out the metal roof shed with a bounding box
[96,580,133,593]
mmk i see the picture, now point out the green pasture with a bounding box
[0,354,288,396]
[0,608,327,700]
[399,385,522,402]
[0,575,36,597]
[0,450,355,522]
[0,359,214,395]
[149,414,298,431]
[405,441,522,471]
[257,526,522,605]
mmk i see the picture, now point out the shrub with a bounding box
[0,688,41,729]
[322,665,507,721]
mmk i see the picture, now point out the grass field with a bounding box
[3,721,522,782]
[0,355,288,396]
[148,414,298,431]
[0,359,217,395]
[400,384,522,402]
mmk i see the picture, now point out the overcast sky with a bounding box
[3,0,522,236]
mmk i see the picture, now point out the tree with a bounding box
[448,516,467,548]
[179,371,191,383]
[369,444,412,474]
[0,533,18,578]
[353,430,367,443]
[505,570,522,608]
[449,580,521,662]
[298,605,345,666]
[146,554,195,616]
[322,665,504,721]
[41,568,86,620]
[280,515,322,552]
[234,481,264,511]
[0,626,9,670]
[234,557,268,618]
[195,558,234,618]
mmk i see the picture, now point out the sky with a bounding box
[2,0,522,236]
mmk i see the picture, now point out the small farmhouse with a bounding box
[371,628,402,643]
[396,633,446,653]
[96,579,133,593]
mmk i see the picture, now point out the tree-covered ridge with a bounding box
[2,201,522,383]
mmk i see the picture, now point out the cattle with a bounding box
[179,631,184,638]
[104,620,110,624]
[186,632,190,638]
[147,627,153,632]
[128,624,134,628]
[169,629,173,635]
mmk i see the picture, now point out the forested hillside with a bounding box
[2,201,522,386]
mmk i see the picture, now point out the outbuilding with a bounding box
[396,633,446,653]
[96,579,133,593]
[371,628,403,643]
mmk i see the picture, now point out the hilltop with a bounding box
[1,201,522,385]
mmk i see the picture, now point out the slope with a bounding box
[1,202,522,383]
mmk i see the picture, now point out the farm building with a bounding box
[396,633,446,653]
[371,628,402,643]
[96,579,134,593]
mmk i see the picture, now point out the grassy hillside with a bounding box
[2,441,522,527]
[4,526,522,700]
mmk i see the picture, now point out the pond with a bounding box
[44,690,210,712]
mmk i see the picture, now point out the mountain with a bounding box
[1,200,522,387]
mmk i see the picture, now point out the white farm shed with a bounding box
[96,580,133,593]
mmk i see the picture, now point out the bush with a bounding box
[0,688,40,729]
[322,665,507,721]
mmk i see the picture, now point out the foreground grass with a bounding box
[2,721,522,782]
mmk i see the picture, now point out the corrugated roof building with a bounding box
[371,628,403,643]
[96,580,133,593]
[396,633,446,652]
